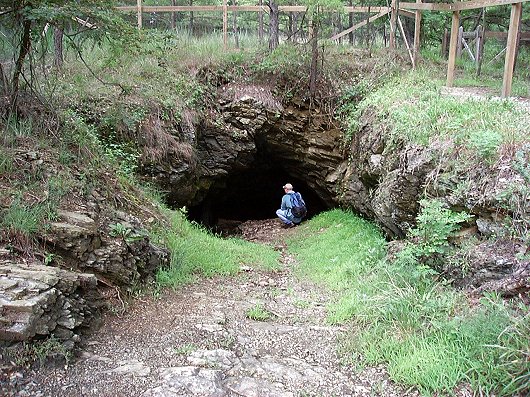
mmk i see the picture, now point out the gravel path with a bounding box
[6,219,417,397]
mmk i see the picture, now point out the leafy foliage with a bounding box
[410,199,471,256]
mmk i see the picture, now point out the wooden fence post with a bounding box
[413,0,422,69]
[457,26,463,58]
[223,0,228,49]
[137,0,142,29]
[502,2,522,98]
[475,25,482,61]
[233,0,239,48]
[258,0,264,41]
[171,0,176,30]
[446,10,460,87]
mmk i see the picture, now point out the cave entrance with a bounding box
[188,163,328,232]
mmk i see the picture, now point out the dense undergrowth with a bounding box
[288,209,529,396]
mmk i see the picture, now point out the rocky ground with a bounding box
[3,219,418,397]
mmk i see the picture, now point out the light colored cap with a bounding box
[282,183,293,190]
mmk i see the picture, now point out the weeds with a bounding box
[245,304,273,321]
[1,200,44,237]
[7,336,71,368]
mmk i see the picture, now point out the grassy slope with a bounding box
[288,210,528,396]
[343,68,529,149]
[4,33,528,395]
[153,208,279,286]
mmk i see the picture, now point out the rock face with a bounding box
[141,86,344,210]
[0,261,100,346]
[43,210,169,286]
[0,206,169,347]
[137,84,528,295]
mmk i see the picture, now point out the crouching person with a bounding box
[276,183,302,228]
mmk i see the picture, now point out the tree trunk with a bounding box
[54,27,64,69]
[268,1,279,50]
[232,0,239,48]
[366,5,371,47]
[0,63,7,96]
[258,0,264,42]
[288,13,293,42]
[11,18,31,110]
[309,14,319,98]
[349,0,354,45]
[189,0,194,36]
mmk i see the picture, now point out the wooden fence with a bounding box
[117,0,529,98]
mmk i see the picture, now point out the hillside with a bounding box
[1,17,529,397]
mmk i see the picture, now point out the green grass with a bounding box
[288,209,529,396]
[153,209,279,286]
[287,209,387,290]
[245,303,273,321]
[343,69,530,155]
[0,200,45,236]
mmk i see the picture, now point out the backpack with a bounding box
[290,192,307,218]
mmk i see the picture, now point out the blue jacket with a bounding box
[281,192,303,224]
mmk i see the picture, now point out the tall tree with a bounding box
[304,0,343,98]
[268,0,279,50]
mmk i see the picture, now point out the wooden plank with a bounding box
[400,0,528,12]
[486,31,530,40]
[343,6,387,12]
[117,1,530,14]
[116,5,392,13]
[502,2,522,97]
[413,0,421,69]
[461,37,476,61]
[399,9,416,18]
[117,5,227,12]
[330,9,389,41]
[137,0,142,29]
[446,10,460,87]
[72,16,97,29]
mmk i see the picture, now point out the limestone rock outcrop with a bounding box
[0,260,100,347]
[0,207,169,347]
[43,210,169,286]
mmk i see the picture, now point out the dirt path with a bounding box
[10,219,416,397]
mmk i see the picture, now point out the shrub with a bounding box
[410,199,472,256]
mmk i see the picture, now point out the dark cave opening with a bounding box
[188,163,329,230]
